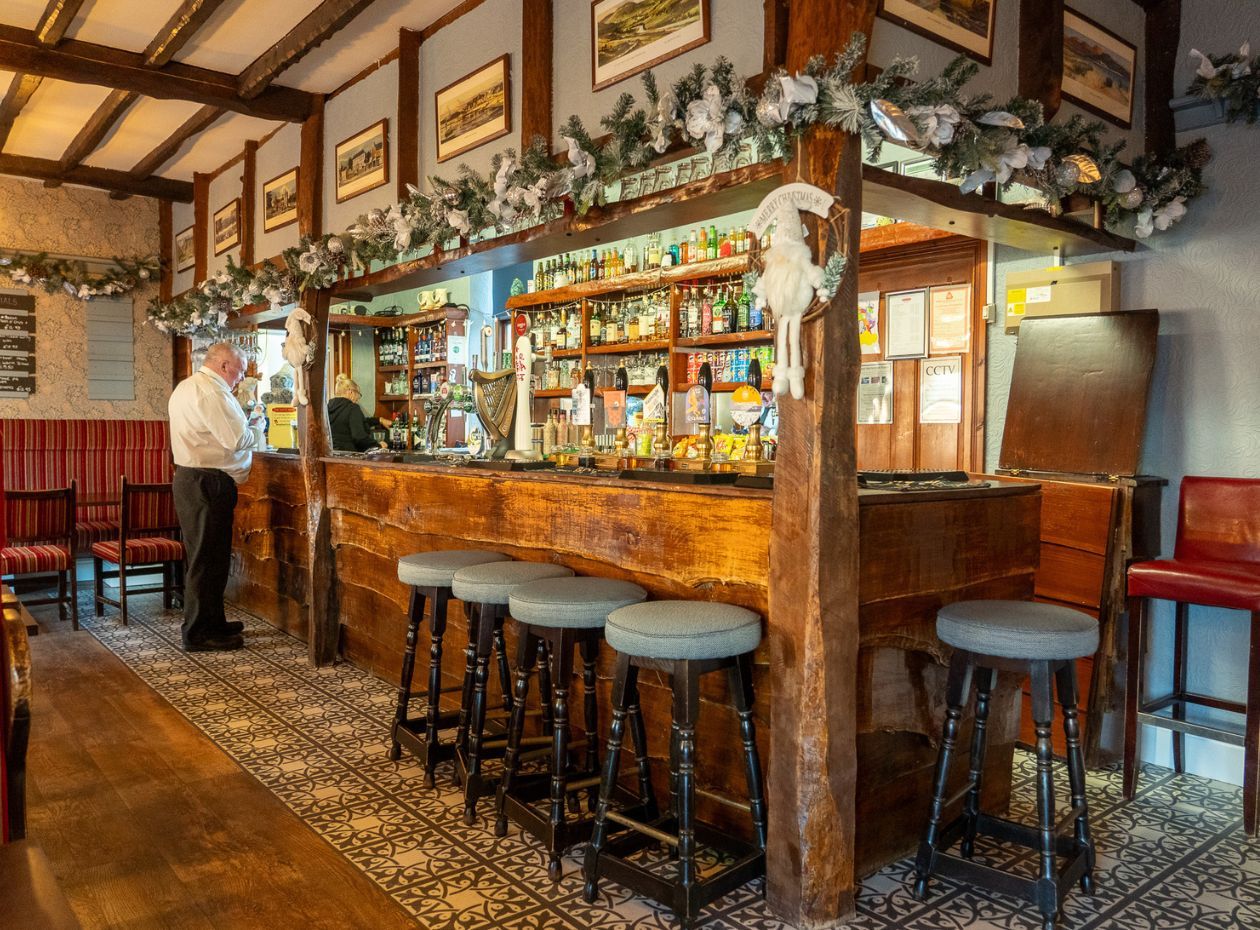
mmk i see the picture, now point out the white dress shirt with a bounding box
[169,367,254,484]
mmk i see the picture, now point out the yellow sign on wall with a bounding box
[267,404,298,448]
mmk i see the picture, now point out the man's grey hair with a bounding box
[204,342,247,367]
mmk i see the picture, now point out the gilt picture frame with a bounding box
[262,167,299,233]
[174,225,195,272]
[1062,7,1136,129]
[435,55,511,163]
[335,119,389,204]
[591,0,711,92]
[212,199,240,256]
[877,0,997,66]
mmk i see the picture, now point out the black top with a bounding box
[328,397,378,452]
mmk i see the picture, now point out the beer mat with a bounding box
[859,478,992,492]
[734,474,774,489]
[618,468,738,485]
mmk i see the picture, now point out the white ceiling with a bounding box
[0,0,466,186]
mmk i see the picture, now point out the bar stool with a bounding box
[495,576,649,881]
[583,601,766,929]
[1125,476,1260,835]
[914,600,1098,930]
[451,560,574,825]
[389,549,513,785]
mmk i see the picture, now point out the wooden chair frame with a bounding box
[1,484,78,631]
[92,479,184,626]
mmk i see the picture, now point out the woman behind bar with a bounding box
[329,374,390,451]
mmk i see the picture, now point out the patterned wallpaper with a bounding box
[0,176,169,420]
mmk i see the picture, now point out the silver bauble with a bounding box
[977,111,1026,129]
[869,99,920,145]
[1062,154,1101,184]
[1120,188,1145,209]
[1112,169,1137,194]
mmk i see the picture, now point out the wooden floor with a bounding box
[22,606,418,930]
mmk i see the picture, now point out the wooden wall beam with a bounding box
[0,24,317,122]
[396,28,420,199]
[238,0,379,99]
[419,0,490,42]
[520,0,553,147]
[193,171,209,281]
[767,0,876,925]
[763,0,790,71]
[159,199,173,303]
[1018,0,1063,118]
[241,139,258,266]
[299,95,324,239]
[57,89,138,169]
[1144,0,1181,153]
[0,154,191,200]
[129,105,224,179]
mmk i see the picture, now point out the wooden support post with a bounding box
[192,170,209,283]
[240,139,257,267]
[299,287,338,666]
[159,199,172,303]
[763,0,790,72]
[1018,0,1063,119]
[520,0,553,147]
[299,94,324,239]
[1144,0,1181,154]
[766,0,874,925]
[396,28,420,200]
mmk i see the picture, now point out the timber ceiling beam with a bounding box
[58,89,138,169]
[142,0,232,67]
[130,104,225,179]
[0,24,318,122]
[237,0,379,99]
[0,0,85,150]
[0,154,192,200]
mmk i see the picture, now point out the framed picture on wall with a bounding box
[212,199,240,256]
[174,225,195,272]
[262,167,299,232]
[877,0,997,66]
[591,0,710,91]
[335,119,389,203]
[1062,7,1136,128]
[435,55,511,163]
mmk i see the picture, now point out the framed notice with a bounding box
[591,0,710,91]
[858,361,893,425]
[262,167,299,232]
[436,56,510,163]
[920,356,963,424]
[885,288,928,359]
[212,199,240,255]
[0,291,34,398]
[335,119,389,202]
[929,284,971,353]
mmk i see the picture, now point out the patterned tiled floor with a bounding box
[76,598,1259,930]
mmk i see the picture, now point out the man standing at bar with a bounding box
[169,342,254,652]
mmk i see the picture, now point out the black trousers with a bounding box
[173,466,239,644]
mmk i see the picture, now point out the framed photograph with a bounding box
[262,167,299,233]
[435,55,511,163]
[1062,8,1136,128]
[212,199,240,256]
[335,119,389,203]
[877,0,997,66]
[174,225,195,272]
[591,0,711,91]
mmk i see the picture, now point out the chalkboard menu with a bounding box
[0,292,34,398]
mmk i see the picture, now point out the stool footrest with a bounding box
[517,737,591,765]
[974,813,1082,858]
[604,810,679,847]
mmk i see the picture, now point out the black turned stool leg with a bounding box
[961,666,997,859]
[914,650,974,900]
[675,660,702,929]
[422,588,450,787]
[581,635,602,812]
[454,602,480,784]
[1172,602,1189,775]
[495,624,541,838]
[584,651,633,904]
[1031,660,1060,930]
[93,557,104,617]
[463,601,497,825]
[538,639,555,737]
[729,652,767,851]
[625,661,656,820]
[494,612,513,713]
[1056,661,1096,894]
[547,629,577,881]
[389,586,427,762]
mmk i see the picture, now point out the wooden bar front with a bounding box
[229,453,1039,876]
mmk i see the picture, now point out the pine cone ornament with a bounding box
[1183,138,1212,171]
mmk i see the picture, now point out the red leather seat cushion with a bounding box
[1128,558,1260,612]
[90,537,184,566]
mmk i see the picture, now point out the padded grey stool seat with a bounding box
[497,576,648,880]
[389,549,513,784]
[605,601,762,660]
[585,600,766,928]
[450,561,574,825]
[915,600,1099,930]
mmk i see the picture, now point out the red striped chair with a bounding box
[90,479,184,626]
[0,485,77,630]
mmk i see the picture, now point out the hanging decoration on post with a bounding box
[282,305,317,406]
[748,183,840,401]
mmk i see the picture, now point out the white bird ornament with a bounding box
[282,306,317,406]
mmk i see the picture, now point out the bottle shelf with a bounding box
[674,380,769,394]
[674,330,774,350]
[596,385,654,396]
[376,364,409,372]
[546,347,583,359]
[534,388,572,398]
[585,339,670,356]
[377,394,411,403]
[412,359,449,369]
[506,255,752,310]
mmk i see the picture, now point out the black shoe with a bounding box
[183,633,245,652]
[215,620,245,635]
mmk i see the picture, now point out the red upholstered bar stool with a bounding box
[1125,476,1260,835]
[389,549,513,786]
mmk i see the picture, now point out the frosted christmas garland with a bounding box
[0,249,157,300]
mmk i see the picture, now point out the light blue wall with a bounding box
[986,0,1260,787]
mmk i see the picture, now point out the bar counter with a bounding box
[229,451,1040,875]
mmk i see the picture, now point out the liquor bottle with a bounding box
[700,287,713,336]
[557,411,569,447]
[603,306,618,345]
[627,308,639,343]
[624,242,637,274]
[679,236,689,265]
[685,288,700,338]
[719,231,733,259]
[708,225,718,260]
[589,304,602,347]
[738,286,751,331]
[712,288,727,335]
[749,289,763,331]
[689,228,698,263]
[543,412,557,456]
[597,250,606,280]
[655,296,670,340]
[660,235,674,269]
[697,227,708,261]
